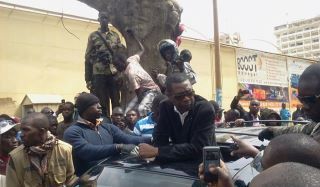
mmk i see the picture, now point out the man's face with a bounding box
[249,100,260,115]
[167,80,195,113]
[163,48,175,62]
[85,103,103,120]
[62,104,74,119]
[49,121,58,136]
[20,121,42,147]
[112,113,124,126]
[298,78,320,122]
[99,16,109,28]
[126,111,138,125]
[0,129,18,155]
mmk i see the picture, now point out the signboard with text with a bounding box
[236,49,289,110]
[287,58,313,107]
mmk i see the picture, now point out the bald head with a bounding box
[262,133,320,170]
[299,63,320,86]
[298,63,320,122]
[21,112,49,130]
[250,162,320,187]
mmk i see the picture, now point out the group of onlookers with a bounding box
[209,90,308,128]
[1,9,320,187]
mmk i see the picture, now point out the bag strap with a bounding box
[95,31,114,56]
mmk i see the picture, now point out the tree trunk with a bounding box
[78,0,182,74]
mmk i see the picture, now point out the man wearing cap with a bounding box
[85,11,123,118]
[63,93,151,176]
[0,115,19,176]
[6,112,77,187]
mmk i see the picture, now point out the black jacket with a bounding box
[230,96,260,127]
[153,95,215,162]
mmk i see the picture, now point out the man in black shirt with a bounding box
[138,73,215,162]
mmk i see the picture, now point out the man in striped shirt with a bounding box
[134,94,167,137]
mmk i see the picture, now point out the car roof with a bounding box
[83,155,200,181]
[216,127,270,147]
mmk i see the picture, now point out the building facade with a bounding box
[0,2,316,117]
[274,16,320,61]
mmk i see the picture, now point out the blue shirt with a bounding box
[280,109,291,120]
[134,113,155,137]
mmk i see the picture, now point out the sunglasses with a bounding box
[297,94,320,104]
[173,89,195,100]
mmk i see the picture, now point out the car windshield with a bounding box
[89,166,202,187]
[76,158,205,187]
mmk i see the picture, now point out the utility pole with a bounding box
[213,0,222,106]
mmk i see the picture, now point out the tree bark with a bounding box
[78,0,182,74]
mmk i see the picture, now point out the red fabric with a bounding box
[0,155,9,175]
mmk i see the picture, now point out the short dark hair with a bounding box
[151,94,167,112]
[249,99,260,106]
[64,102,75,109]
[262,133,320,169]
[165,73,189,92]
[126,109,140,116]
[21,112,49,130]
[250,162,320,187]
[299,63,320,91]
[180,49,192,62]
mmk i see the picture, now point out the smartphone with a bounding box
[203,146,221,182]
[242,89,250,94]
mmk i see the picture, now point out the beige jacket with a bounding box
[6,140,77,187]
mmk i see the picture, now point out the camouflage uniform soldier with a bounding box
[85,12,123,117]
[258,64,320,143]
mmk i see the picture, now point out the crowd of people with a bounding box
[0,11,320,187]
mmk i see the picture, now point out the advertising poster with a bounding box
[287,58,312,107]
[236,49,289,109]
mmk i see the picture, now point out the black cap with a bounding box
[76,93,100,116]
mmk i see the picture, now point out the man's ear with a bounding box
[39,128,47,134]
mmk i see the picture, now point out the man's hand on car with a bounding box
[119,144,138,155]
[138,143,159,158]
[258,128,274,141]
[234,119,245,127]
[230,136,259,158]
[198,160,234,187]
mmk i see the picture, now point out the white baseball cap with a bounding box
[0,120,17,135]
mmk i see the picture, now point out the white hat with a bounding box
[0,120,17,135]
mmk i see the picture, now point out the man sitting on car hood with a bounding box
[138,73,215,162]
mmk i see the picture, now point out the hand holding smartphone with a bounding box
[203,146,221,182]
[241,89,250,95]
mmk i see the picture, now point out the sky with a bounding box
[2,0,320,53]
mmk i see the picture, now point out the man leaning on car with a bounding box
[138,73,215,162]
[63,93,151,177]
